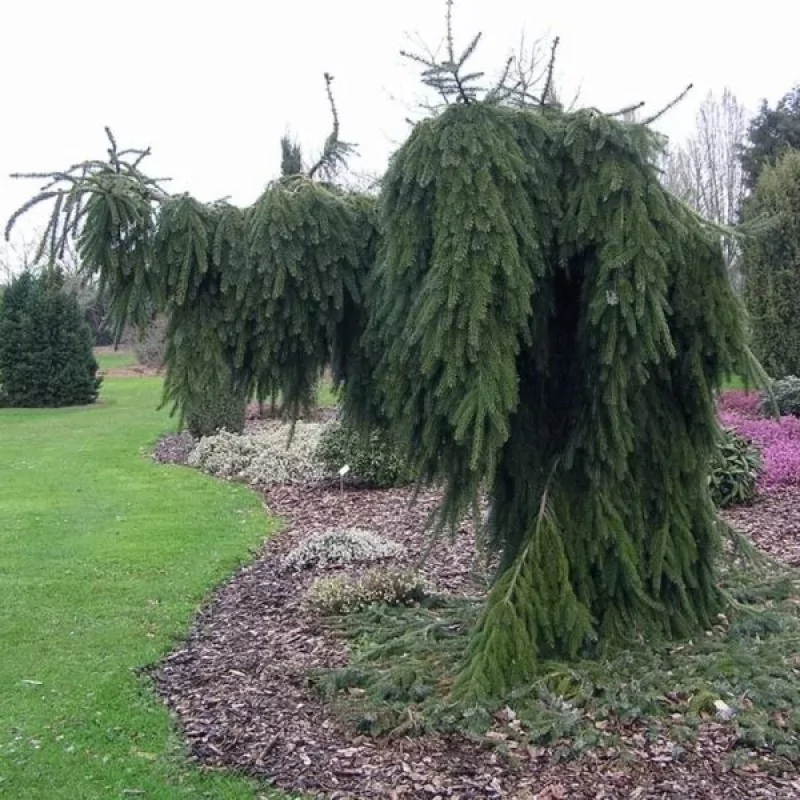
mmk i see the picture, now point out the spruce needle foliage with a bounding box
[367,98,760,700]
[0,269,102,407]
[243,177,373,420]
[743,150,800,378]
[6,78,373,435]
[6,11,766,705]
[367,103,558,522]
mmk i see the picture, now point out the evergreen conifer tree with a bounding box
[5,78,369,437]
[743,150,800,377]
[353,13,761,699]
[740,85,800,190]
[0,269,101,407]
[5,5,763,700]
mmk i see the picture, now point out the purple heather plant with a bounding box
[717,390,761,418]
[718,391,800,494]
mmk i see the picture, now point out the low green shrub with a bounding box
[316,423,414,488]
[283,528,404,572]
[307,568,428,615]
[708,427,761,508]
[759,375,800,418]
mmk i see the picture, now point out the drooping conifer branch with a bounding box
[6,127,170,267]
[642,83,694,124]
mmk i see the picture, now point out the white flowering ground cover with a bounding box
[282,528,405,572]
[187,422,330,485]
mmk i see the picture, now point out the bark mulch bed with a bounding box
[151,474,800,799]
[720,487,800,567]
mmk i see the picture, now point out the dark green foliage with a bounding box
[740,85,800,190]
[708,428,761,508]
[744,151,800,378]
[0,269,101,407]
[5,31,767,705]
[7,105,371,437]
[184,378,248,438]
[759,375,800,417]
[78,175,159,332]
[280,136,304,177]
[364,104,557,515]
[317,422,415,488]
[364,100,760,699]
[311,552,800,759]
[242,179,372,420]
[150,196,249,434]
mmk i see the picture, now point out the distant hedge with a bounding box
[0,269,101,407]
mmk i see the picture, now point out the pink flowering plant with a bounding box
[718,390,800,494]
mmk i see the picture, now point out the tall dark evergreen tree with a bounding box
[0,269,101,407]
[743,150,800,378]
[740,85,800,190]
[349,12,762,698]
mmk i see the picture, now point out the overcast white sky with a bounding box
[1,0,797,260]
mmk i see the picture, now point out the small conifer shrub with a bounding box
[0,269,101,408]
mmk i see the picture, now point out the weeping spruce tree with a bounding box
[352,22,762,700]
[5,75,373,437]
[6,9,761,702]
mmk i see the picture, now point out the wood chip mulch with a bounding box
[721,487,800,567]
[151,478,800,799]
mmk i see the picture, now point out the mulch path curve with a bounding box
[151,466,800,798]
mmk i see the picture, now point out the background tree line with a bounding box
[662,84,800,377]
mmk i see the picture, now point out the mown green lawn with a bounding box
[95,349,139,371]
[722,374,747,390]
[0,378,290,799]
